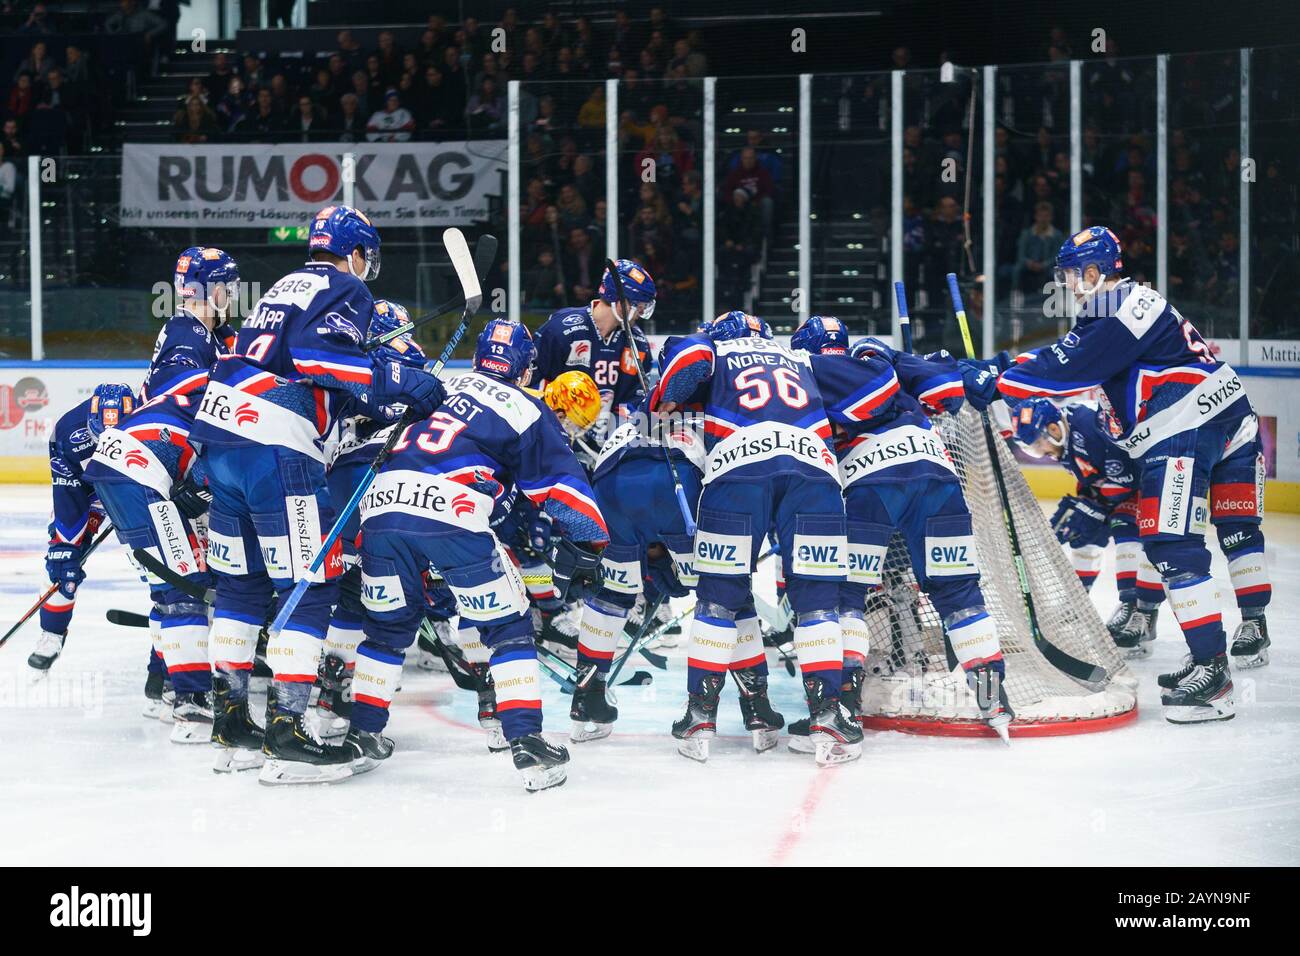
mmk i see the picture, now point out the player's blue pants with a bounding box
[578,457,701,674]
[202,445,337,711]
[95,480,213,695]
[356,520,537,738]
[841,475,1001,673]
[689,474,845,698]
[1139,413,1269,660]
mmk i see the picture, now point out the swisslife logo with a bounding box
[451,493,475,517]
[234,402,259,427]
[1158,456,1194,534]
[124,450,148,469]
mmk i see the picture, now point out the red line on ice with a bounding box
[769,767,839,866]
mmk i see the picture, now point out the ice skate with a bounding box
[1111,605,1159,659]
[211,678,266,773]
[27,630,65,672]
[570,664,618,742]
[671,674,723,762]
[169,691,214,743]
[1230,614,1270,669]
[966,662,1015,743]
[732,667,783,753]
[804,677,863,766]
[510,734,569,792]
[1162,654,1234,724]
[313,653,352,740]
[142,672,172,720]
[340,728,393,775]
[258,712,356,785]
[539,604,581,661]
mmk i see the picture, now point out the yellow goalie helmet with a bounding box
[542,370,603,438]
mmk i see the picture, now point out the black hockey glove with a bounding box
[548,538,603,602]
[646,551,689,599]
[171,478,213,520]
[1050,495,1110,546]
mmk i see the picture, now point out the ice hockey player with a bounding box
[30,385,132,671]
[533,259,654,436]
[570,381,785,748]
[83,247,240,742]
[795,318,1013,742]
[652,311,859,765]
[189,205,447,782]
[351,318,609,791]
[1008,397,1167,657]
[962,226,1270,722]
[315,299,427,737]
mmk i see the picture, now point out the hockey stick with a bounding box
[604,258,697,536]
[131,548,214,604]
[107,609,150,628]
[269,228,490,639]
[606,593,666,690]
[945,273,1107,685]
[893,280,913,354]
[536,644,578,693]
[363,231,498,351]
[1,524,115,650]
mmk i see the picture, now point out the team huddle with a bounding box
[23,212,1272,791]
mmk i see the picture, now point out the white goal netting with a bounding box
[859,406,1139,736]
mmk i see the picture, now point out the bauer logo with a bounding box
[49,886,151,936]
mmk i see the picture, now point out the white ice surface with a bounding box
[1,484,1297,866]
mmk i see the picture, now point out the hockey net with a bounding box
[859,405,1139,737]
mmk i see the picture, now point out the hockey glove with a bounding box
[957,358,1002,411]
[1050,495,1110,546]
[548,537,603,602]
[45,541,86,598]
[646,551,690,599]
[528,510,554,554]
[371,360,446,420]
[171,478,213,520]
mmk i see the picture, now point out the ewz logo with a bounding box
[930,543,969,564]
[696,541,737,563]
[796,542,839,563]
[848,551,881,574]
[458,592,501,613]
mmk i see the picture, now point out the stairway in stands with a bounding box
[715,79,886,336]
[114,44,237,144]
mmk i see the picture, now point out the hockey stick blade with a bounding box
[443,227,482,305]
[364,233,497,350]
[619,670,653,687]
[638,644,668,669]
[107,609,150,628]
[131,548,214,605]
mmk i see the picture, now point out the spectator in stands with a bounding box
[718,188,761,303]
[465,77,504,136]
[925,195,965,301]
[332,93,364,143]
[15,41,53,85]
[1012,201,1064,294]
[636,125,694,199]
[308,68,336,113]
[628,203,671,260]
[524,246,565,311]
[327,54,351,100]
[675,169,703,256]
[441,46,468,110]
[104,0,168,54]
[268,74,294,115]
[233,88,286,141]
[6,73,35,122]
[1168,227,1212,302]
[722,146,774,235]
[336,30,365,74]
[20,3,55,35]
[291,95,327,142]
[181,77,208,108]
[63,45,90,90]
[173,96,220,144]
[376,31,403,87]
[242,54,266,93]
[0,142,16,226]
[269,0,297,30]
[588,199,609,253]
[349,71,372,120]
[3,119,27,162]
[572,152,600,208]
[215,76,252,131]
[367,90,415,142]
[563,226,600,302]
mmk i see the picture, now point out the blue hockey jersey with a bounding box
[651,333,859,485]
[590,395,706,485]
[359,370,610,545]
[1053,402,1140,507]
[190,263,376,461]
[48,399,102,546]
[534,306,650,419]
[142,311,233,405]
[997,281,1251,458]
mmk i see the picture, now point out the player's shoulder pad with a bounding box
[1106,281,1169,341]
